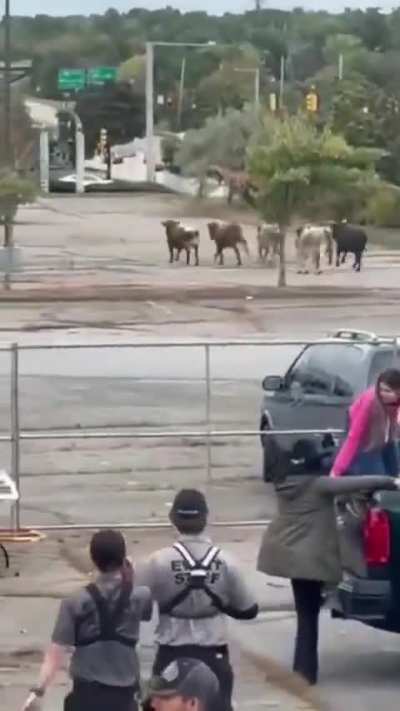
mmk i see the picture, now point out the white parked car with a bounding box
[59,173,113,188]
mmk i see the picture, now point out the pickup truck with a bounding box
[331,488,400,633]
[260,329,400,633]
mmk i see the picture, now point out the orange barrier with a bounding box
[0,528,46,543]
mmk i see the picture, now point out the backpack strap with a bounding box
[200,545,220,568]
[76,580,134,647]
[173,542,198,568]
[159,543,224,616]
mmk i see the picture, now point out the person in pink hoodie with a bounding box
[331,368,400,478]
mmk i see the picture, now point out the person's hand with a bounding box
[21,691,43,711]
[122,557,134,583]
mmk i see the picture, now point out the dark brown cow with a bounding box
[207,221,250,266]
[162,220,200,266]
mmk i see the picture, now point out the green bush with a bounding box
[365,187,400,227]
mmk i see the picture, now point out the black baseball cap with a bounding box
[171,489,209,518]
[146,658,219,709]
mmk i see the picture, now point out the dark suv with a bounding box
[260,330,400,483]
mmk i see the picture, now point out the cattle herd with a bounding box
[161,219,368,273]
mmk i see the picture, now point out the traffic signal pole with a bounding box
[75,121,85,194]
[39,130,49,193]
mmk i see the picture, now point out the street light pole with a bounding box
[3,0,12,166]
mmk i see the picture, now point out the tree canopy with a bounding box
[3,8,400,108]
[2,7,400,178]
[248,113,382,285]
[177,106,260,194]
[75,82,145,158]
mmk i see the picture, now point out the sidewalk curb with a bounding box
[0,283,395,304]
[238,645,330,711]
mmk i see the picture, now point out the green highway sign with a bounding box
[58,69,86,92]
[87,67,117,86]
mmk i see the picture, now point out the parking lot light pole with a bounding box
[234,67,260,111]
[145,41,216,183]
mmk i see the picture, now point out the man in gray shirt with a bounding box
[136,489,258,711]
[22,529,152,711]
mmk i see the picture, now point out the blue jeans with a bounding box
[349,443,399,477]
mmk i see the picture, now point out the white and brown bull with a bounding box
[162,220,200,266]
[295,224,332,274]
[257,222,281,264]
[207,221,250,266]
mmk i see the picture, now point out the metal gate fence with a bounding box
[1,337,385,532]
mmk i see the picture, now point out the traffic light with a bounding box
[305,91,319,113]
[100,128,107,149]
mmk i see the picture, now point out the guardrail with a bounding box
[1,336,395,532]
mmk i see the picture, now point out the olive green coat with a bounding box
[257,475,396,584]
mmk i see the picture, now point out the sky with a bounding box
[10,1,400,16]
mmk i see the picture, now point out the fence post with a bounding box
[205,344,212,483]
[10,342,20,530]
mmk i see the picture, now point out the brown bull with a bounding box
[162,220,200,266]
[207,221,250,267]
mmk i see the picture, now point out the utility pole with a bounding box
[145,42,155,183]
[177,55,186,130]
[254,67,260,110]
[279,55,285,109]
[3,0,12,166]
[338,53,344,81]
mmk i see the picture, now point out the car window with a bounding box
[286,344,365,397]
[368,350,400,384]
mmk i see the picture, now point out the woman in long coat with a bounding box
[257,440,397,686]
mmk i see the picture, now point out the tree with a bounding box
[330,76,383,147]
[248,113,382,287]
[0,172,37,289]
[196,46,262,118]
[117,54,146,92]
[177,106,260,195]
[0,94,36,170]
[75,82,145,157]
[0,96,37,287]
[323,33,364,66]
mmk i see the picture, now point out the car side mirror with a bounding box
[262,375,283,392]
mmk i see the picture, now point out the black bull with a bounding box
[332,224,368,272]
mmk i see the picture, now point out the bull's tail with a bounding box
[240,237,250,256]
